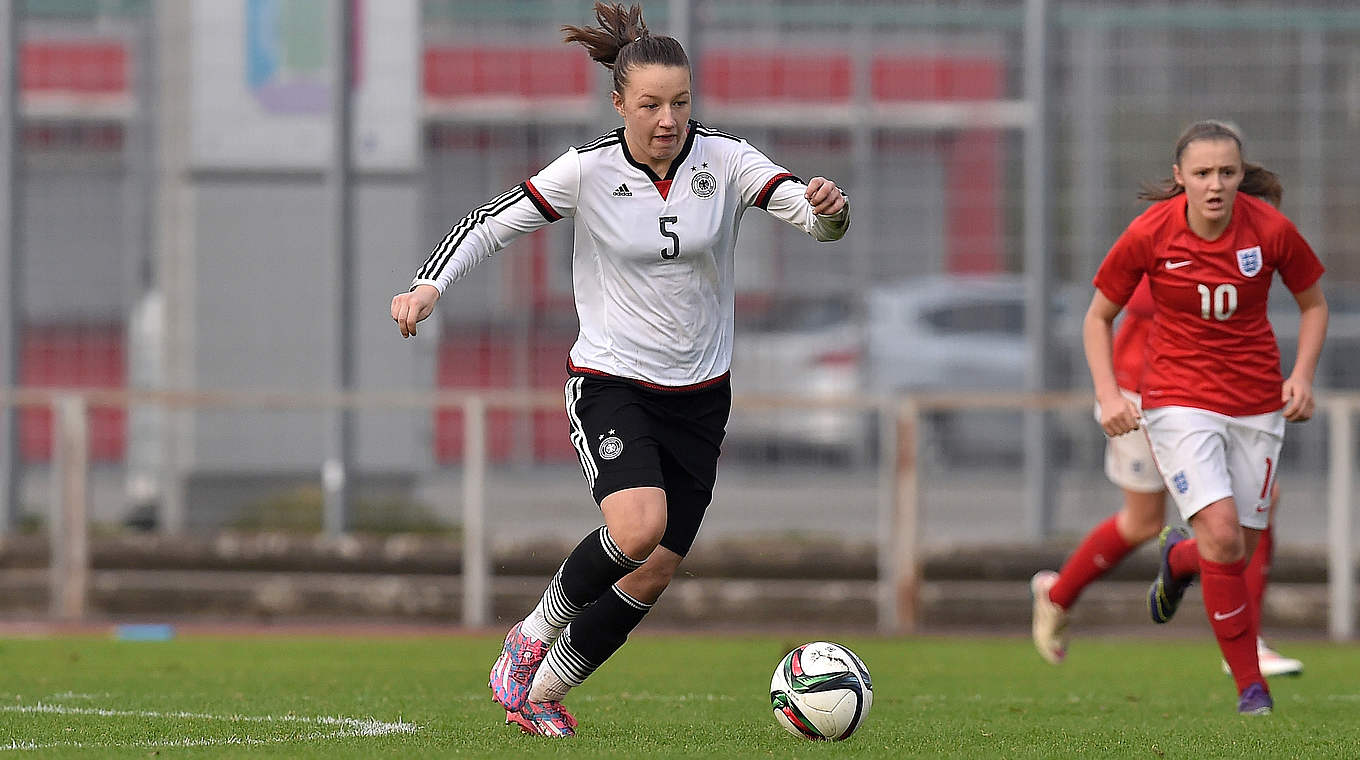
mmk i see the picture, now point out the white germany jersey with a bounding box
[412,120,849,388]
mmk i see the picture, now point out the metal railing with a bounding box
[2,386,1356,638]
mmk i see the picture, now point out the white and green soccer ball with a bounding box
[769,641,873,741]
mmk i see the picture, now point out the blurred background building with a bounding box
[2,0,1359,629]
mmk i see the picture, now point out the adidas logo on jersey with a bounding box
[612,183,632,197]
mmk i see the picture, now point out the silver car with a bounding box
[728,295,869,458]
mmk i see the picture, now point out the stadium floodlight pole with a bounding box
[0,0,21,534]
[669,0,697,88]
[323,0,357,537]
[1328,399,1355,641]
[848,12,874,300]
[152,0,193,536]
[125,3,162,531]
[1071,23,1110,286]
[1021,0,1055,540]
[1297,29,1326,260]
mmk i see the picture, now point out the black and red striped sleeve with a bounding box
[754,172,799,210]
[411,149,578,291]
[521,180,563,222]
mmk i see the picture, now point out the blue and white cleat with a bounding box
[1237,682,1273,716]
[1148,526,1193,624]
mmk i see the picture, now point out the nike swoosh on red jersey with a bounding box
[1164,260,1192,269]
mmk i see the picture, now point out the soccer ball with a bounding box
[769,641,873,741]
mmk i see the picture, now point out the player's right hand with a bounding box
[1097,393,1141,438]
[391,284,440,338]
[804,177,847,216]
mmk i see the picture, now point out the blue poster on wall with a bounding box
[192,0,415,170]
[246,0,331,114]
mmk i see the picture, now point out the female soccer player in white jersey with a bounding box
[390,2,849,737]
[1083,120,1326,716]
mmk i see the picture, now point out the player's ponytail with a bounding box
[1239,162,1283,208]
[562,2,689,96]
[1138,120,1283,207]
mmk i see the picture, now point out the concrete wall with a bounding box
[191,175,429,473]
[23,161,135,322]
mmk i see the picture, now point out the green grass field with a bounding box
[1,632,1358,758]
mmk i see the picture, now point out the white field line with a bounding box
[0,701,418,752]
[439,691,738,703]
[1,733,369,751]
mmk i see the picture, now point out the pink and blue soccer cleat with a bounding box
[489,622,549,712]
[505,700,577,737]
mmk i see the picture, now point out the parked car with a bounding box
[726,274,1360,468]
[867,275,1032,392]
[728,277,1084,464]
[864,275,1083,465]
[727,294,869,459]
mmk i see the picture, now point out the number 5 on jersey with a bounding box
[659,216,680,260]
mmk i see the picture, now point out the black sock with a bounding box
[544,584,653,686]
[538,526,646,630]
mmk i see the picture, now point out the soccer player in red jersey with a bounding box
[1081,121,1327,715]
[1032,277,1301,678]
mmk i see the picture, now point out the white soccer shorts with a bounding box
[1142,405,1284,530]
[1096,390,1165,494]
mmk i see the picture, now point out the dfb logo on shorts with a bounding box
[598,433,624,460]
[1172,470,1190,495]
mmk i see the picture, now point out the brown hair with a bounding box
[562,3,689,96]
[1139,120,1283,207]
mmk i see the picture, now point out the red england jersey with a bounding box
[1112,277,1155,392]
[1093,193,1324,416]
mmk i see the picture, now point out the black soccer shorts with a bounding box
[564,370,730,557]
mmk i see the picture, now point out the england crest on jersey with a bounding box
[1236,246,1262,277]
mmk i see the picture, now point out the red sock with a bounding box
[1200,556,1263,694]
[1168,537,1200,579]
[1245,525,1273,629]
[1048,515,1135,609]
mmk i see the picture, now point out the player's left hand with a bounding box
[805,177,847,216]
[1282,374,1314,422]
